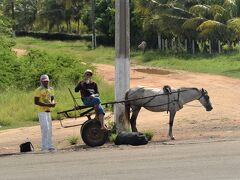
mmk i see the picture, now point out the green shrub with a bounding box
[0,14,13,37]
[17,49,93,90]
[106,120,116,134]
[67,135,79,145]
[0,47,20,91]
[0,119,12,127]
[143,130,154,141]
[109,133,117,142]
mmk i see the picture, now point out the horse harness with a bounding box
[138,86,182,113]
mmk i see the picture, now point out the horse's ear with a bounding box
[201,88,207,94]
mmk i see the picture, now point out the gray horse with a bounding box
[125,86,213,140]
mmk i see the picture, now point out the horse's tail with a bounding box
[124,89,130,124]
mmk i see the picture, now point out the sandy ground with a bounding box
[0,50,239,154]
[96,64,240,140]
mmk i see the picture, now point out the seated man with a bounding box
[75,69,107,130]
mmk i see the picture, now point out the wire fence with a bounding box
[157,35,240,54]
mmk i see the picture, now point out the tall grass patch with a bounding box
[0,90,37,128]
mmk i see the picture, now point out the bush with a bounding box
[106,120,116,134]
[0,47,93,91]
[67,135,79,145]
[143,130,154,141]
[109,133,117,142]
[0,46,20,91]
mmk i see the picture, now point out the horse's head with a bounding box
[198,88,213,111]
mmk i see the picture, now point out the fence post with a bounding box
[158,34,161,50]
[218,40,221,53]
[192,40,195,54]
[162,38,164,50]
[165,39,168,50]
[239,41,240,53]
[209,40,212,54]
[185,39,187,52]
[227,41,230,49]
[177,37,180,51]
[91,0,96,49]
[171,38,174,50]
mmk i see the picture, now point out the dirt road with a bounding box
[96,64,240,139]
[0,63,240,154]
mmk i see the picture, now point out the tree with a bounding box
[40,0,65,32]
[14,0,37,31]
[72,0,87,34]
[0,13,13,37]
[136,0,240,53]
[82,0,115,37]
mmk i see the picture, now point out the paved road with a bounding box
[0,139,240,180]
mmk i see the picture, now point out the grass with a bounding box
[133,50,240,78]
[0,90,38,129]
[66,135,79,145]
[143,130,154,141]
[14,37,115,65]
[109,133,117,143]
[0,80,114,130]
[14,37,240,78]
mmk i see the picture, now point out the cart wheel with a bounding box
[81,119,108,147]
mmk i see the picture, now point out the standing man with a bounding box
[34,74,56,151]
[75,69,107,130]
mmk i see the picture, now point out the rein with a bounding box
[141,99,180,108]
[140,89,181,109]
[127,88,200,110]
[113,89,188,105]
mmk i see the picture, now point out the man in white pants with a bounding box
[34,74,56,151]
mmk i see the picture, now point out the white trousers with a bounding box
[38,112,54,150]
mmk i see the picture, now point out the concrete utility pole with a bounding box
[115,0,130,132]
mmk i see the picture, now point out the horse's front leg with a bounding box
[168,111,176,140]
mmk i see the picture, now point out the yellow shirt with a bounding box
[35,86,54,112]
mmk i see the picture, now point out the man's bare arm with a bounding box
[34,97,56,107]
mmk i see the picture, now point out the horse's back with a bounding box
[127,87,163,99]
[127,86,181,112]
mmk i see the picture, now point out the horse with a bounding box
[124,86,213,140]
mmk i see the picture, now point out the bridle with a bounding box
[198,88,209,101]
[198,88,212,111]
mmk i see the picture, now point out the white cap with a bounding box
[40,74,49,82]
[84,69,93,75]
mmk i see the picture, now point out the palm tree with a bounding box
[72,0,87,35]
[135,0,240,53]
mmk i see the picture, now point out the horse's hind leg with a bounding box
[169,111,176,140]
[130,106,141,132]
